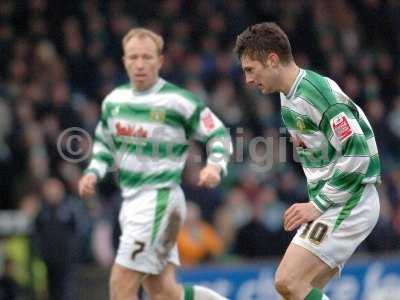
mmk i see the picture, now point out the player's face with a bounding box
[123,36,164,91]
[241,55,279,94]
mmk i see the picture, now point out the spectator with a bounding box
[177,202,224,266]
[258,185,290,256]
[232,204,271,258]
[0,258,21,300]
[214,186,252,252]
[34,178,82,300]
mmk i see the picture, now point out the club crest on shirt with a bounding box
[331,112,353,142]
[150,109,166,122]
[296,118,306,131]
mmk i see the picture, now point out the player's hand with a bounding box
[283,202,322,231]
[78,173,97,199]
[198,164,221,188]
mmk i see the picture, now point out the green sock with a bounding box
[184,285,194,300]
[305,288,323,300]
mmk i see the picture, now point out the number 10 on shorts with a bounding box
[300,222,329,245]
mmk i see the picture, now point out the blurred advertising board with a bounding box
[178,258,400,300]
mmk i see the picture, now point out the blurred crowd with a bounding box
[0,0,400,298]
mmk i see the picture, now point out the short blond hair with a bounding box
[122,28,164,55]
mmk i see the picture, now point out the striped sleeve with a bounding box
[85,101,115,180]
[189,106,232,176]
[311,103,370,212]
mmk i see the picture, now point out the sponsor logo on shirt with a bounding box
[331,112,353,142]
[115,122,148,138]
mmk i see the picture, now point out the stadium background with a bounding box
[0,0,399,299]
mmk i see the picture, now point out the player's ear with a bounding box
[268,53,279,67]
[122,55,129,70]
[158,54,164,69]
[121,45,127,64]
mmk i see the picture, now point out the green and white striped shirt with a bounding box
[86,78,232,199]
[281,69,380,213]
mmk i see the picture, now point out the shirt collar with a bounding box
[285,68,305,99]
[131,78,165,96]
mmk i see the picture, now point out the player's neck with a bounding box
[132,76,160,93]
[280,62,300,96]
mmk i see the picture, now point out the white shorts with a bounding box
[115,185,186,275]
[292,183,380,270]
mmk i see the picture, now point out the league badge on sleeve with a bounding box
[331,112,353,142]
[201,109,215,132]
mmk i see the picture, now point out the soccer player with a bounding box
[78,28,231,300]
[234,22,380,300]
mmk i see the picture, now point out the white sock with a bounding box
[194,285,228,300]
[183,285,228,300]
[322,295,330,300]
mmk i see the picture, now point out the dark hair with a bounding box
[234,22,293,64]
